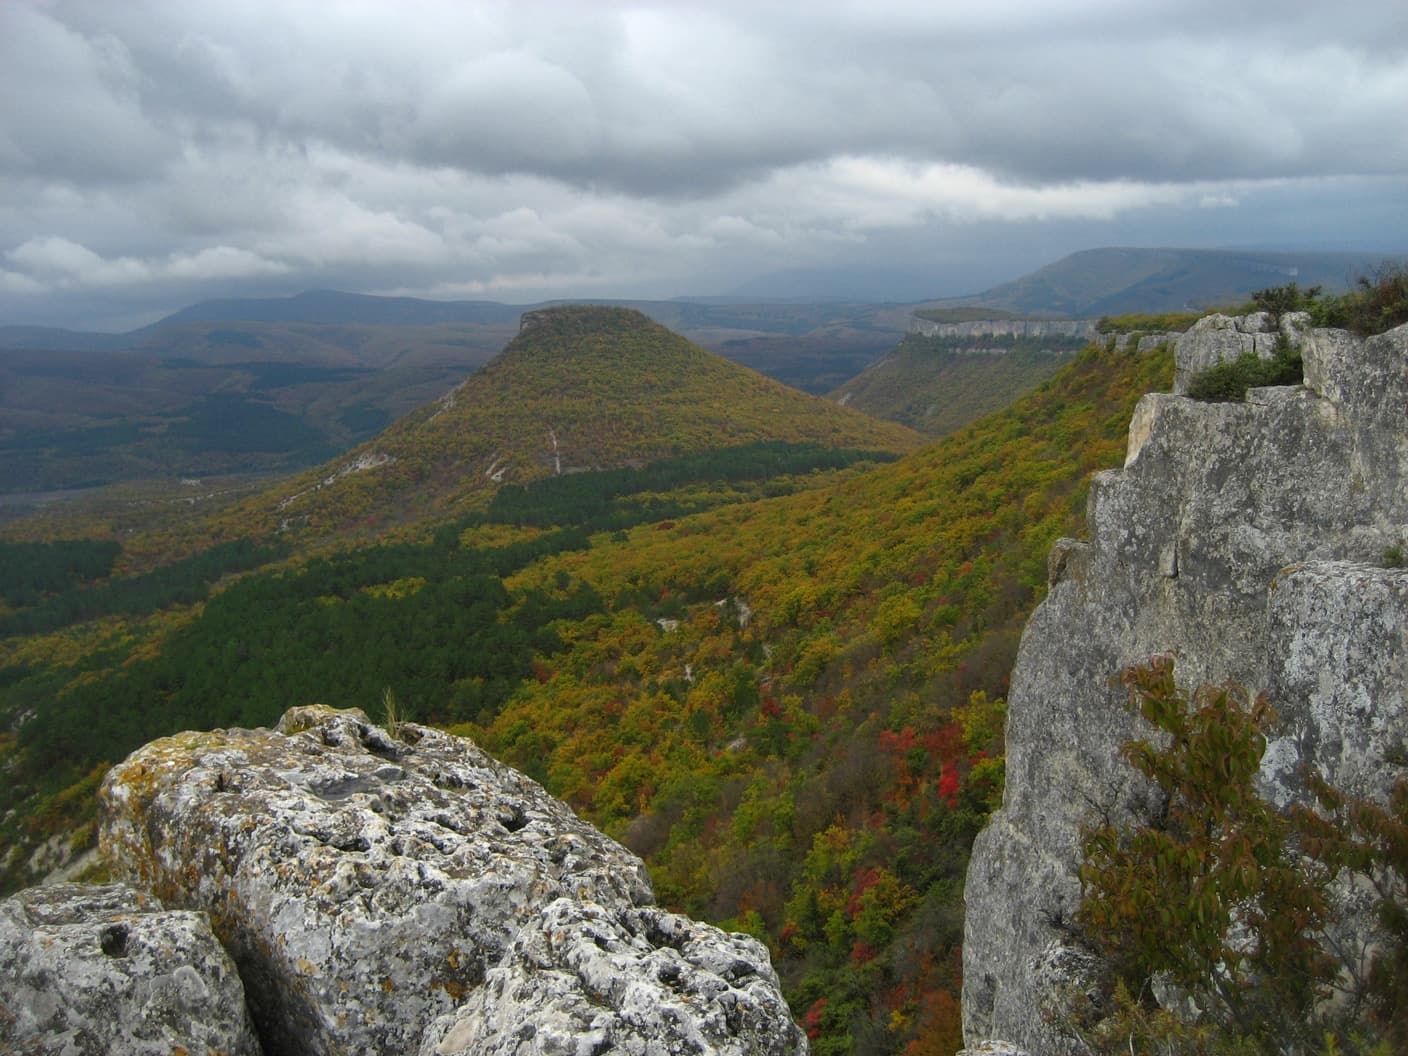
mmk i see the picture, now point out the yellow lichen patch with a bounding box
[276,704,368,735]
[433,978,468,1002]
[106,731,229,803]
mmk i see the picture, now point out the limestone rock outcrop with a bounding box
[0,881,260,1056]
[1169,310,1306,394]
[956,1044,1031,1056]
[909,317,1097,341]
[962,319,1408,1050]
[100,704,806,1056]
[423,899,801,1056]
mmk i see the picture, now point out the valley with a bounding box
[3,257,1403,1054]
[0,297,1174,1054]
[5,247,1377,501]
[0,296,911,499]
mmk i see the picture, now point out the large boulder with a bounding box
[100,704,806,1056]
[0,881,260,1056]
[963,321,1408,1050]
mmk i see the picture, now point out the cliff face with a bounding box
[908,318,1097,341]
[962,315,1408,1049]
[4,705,806,1055]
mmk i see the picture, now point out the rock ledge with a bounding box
[6,703,806,1056]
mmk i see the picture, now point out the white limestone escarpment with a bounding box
[962,316,1408,1051]
[908,317,1097,341]
[95,704,806,1056]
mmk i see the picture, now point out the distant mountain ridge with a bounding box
[0,296,912,496]
[923,247,1398,317]
[5,248,1398,496]
[0,291,907,352]
[154,289,524,329]
[4,248,1400,352]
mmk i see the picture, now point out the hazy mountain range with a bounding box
[1,247,1397,498]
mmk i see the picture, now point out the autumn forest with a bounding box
[0,306,1175,1054]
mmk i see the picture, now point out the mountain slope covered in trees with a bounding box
[0,319,1173,1053]
[922,247,1394,317]
[0,298,911,496]
[830,333,1081,437]
[195,305,924,545]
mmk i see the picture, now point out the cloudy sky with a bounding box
[2,0,1405,330]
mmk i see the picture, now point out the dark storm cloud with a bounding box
[1,0,1404,329]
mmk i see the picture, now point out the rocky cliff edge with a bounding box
[962,313,1408,1050]
[2,705,807,1056]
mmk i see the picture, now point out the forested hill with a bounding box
[830,331,1083,437]
[0,332,1173,1053]
[198,305,924,544]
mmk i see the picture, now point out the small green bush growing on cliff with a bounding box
[1250,281,1324,317]
[1309,263,1408,336]
[1186,260,1408,401]
[1069,657,1408,1054]
[1076,660,1336,1051]
[1231,267,1408,337]
[1186,334,1303,402]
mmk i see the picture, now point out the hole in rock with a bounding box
[99,923,129,958]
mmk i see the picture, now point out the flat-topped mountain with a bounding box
[0,298,914,499]
[238,305,924,537]
[925,247,1397,318]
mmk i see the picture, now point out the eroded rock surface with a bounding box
[423,898,803,1056]
[909,317,1097,341]
[963,320,1408,1050]
[956,1044,1031,1056]
[1169,310,1307,394]
[100,704,805,1056]
[0,881,260,1056]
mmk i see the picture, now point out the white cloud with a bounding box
[6,236,285,291]
[0,270,45,295]
[0,4,173,183]
[0,0,1405,327]
[164,245,288,281]
[8,236,151,286]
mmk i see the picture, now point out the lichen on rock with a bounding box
[423,898,803,1056]
[0,881,260,1056]
[99,704,805,1056]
